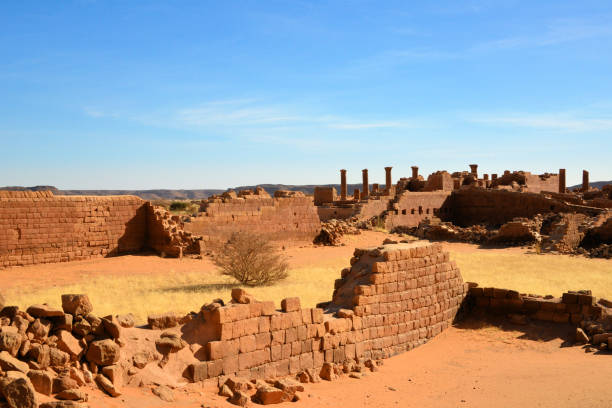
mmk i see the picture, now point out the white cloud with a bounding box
[467,112,612,132]
[474,18,612,51]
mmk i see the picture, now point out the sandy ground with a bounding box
[75,317,612,408]
[0,231,526,292]
[3,232,610,407]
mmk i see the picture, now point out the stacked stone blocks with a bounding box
[189,242,467,381]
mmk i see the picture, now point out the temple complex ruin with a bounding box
[1,165,612,268]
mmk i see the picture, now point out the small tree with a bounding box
[214,232,289,286]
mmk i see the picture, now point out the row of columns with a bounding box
[341,166,590,198]
[339,167,393,201]
[558,169,589,193]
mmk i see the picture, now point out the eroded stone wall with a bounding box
[186,241,467,380]
[450,189,576,227]
[0,191,147,267]
[185,195,321,245]
[384,191,452,229]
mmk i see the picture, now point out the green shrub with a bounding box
[169,201,189,211]
[213,232,289,286]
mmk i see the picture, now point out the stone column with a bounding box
[354,188,360,201]
[362,169,369,199]
[372,183,379,193]
[384,167,392,191]
[469,164,478,178]
[492,174,498,181]
[583,170,589,192]
[558,169,566,193]
[340,169,347,201]
[411,166,419,179]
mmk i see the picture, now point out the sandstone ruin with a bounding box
[2,165,611,268]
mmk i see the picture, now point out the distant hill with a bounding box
[230,183,365,196]
[568,181,612,190]
[57,189,225,200]
[0,186,223,200]
[2,182,381,200]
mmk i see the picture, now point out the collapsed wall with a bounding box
[187,241,468,380]
[384,191,452,229]
[185,192,321,246]
[449,189,600,227]
[0,191,147,268]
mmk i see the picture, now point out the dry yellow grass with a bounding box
[5,248,610,325]
[452,251,612,299]
[5,265,342,325]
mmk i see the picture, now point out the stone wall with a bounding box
[524,173,559,193]
[450,189,577,227]
[384,191,452,229]
[185,195,321,245]
[186,241,468,380]
[0,191,147,268]
[467,284,603,324]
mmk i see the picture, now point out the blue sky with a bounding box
[1,1,611,189]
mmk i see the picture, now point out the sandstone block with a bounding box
[61,295,93,316]
[27,370,53,396]
[86,339,120,366]
[0,376,37,408]
[0,350,29,373]
[281,297,301,312]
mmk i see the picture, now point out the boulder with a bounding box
[40,402,88,408]
[52,376,78,394]
[132,350,156,369]
[253,385,291,404]
[116,314,135,328]
[320,362,336,381]
[0,351,29,373]
[101,364,123,387]
[147,312,181,330]
[72,318,91,337]
[152,385,174,402]
[26,304,64,318]
[61,295,93,316]
[27,318,51,339]
[274,378,304,395]
[218,384,233,397]
[27,370,53,395]
[101,315,121,339]
[224,377,252,393]
[84,314,102,335]
[231,289,254,304]
[56,330,83,360]
[28,344,50,368]
[0,376,38,408]
[576,327,589,344]
[155,332,186,354]
[49,347,70,368]
[55,389,88,402]
[228,390,249,406]
[0,331,22,357]
[95,374,121,397]
[86,339,120,366]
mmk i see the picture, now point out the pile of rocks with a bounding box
[587,244,612,259]
[575,295,612,349]
[492,216,542,245]
[0,294,132,408]
[148,205,202,257]
[217,357,382,406]
[313,219,361,246]
[400,220,493,244]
